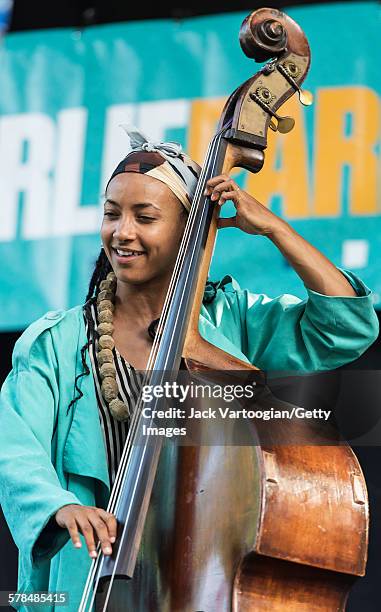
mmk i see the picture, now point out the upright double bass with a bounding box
[80,8,368,611]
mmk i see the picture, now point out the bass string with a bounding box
[142,130,222,370]
[102,131,221,513]
[99,439,162,612]
[161,131,225,372]
[99,132,226,611]
[79,128,227,611]
[78,149,215,611]
[79,137,220,612]
[143,119,231,375]
[103,134,218,512]
[103,129,223,520]
[83,131,226,612]
[79,130,225,612]
[79,140,218,611]
[129,128,226,430]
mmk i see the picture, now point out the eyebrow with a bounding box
[104,199,161,211]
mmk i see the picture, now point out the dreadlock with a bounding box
[67,249,112,415]
[86,248,113,302]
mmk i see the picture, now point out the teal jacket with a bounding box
[0,272,378,611]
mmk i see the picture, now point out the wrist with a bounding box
[267,218,293,243]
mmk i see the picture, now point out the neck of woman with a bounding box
[114,275,170,326]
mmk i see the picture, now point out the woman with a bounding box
[0,128,378,611]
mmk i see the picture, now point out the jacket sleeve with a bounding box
[0,324,82,567]
[230,269,379,371]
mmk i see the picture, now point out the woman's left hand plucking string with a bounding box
[204,174,285,237]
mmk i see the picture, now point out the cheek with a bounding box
[160,224,185,256]
[143,217,185,257]
[171,218,186,245]
[101,220,113,242]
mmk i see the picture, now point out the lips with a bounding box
[111,247,146,261]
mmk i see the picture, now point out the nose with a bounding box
[114,215,137,242]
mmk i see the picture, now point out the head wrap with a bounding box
[106,125,201,212]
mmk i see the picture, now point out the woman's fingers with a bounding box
[77,516,97,558]
[204,176,241,211]
[66,519,82,549]
[87,510,115,556]
[204,174,231,190]
[204,176,237,199]
[205,173,282,236]
[55,504,117,559]
[217,190,239,205]
[98,509,118,544]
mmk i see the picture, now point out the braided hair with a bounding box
[67,248,112,415]
[86,248,113,302]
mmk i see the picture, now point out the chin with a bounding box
[115,269,153,285]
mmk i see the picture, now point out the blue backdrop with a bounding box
[0,2,380,330]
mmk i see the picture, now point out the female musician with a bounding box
[0,129,378,611]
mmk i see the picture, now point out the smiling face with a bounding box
[101,173,187,287]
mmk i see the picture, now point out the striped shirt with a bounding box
[84,301,142,486]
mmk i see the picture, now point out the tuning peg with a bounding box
[269,113,295,134]
[298,88,314,106]
[249,90,295,134]
[277,63,314,107]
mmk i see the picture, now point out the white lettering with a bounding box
[0,113,55,241]
[52,108,101,236]
[0,99,191,243]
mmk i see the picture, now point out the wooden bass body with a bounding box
[99,364,368,611]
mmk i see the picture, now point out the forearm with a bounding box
[206,174,358,297]
[269,221,356,297]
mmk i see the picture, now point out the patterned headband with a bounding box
[106,125,201,211]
